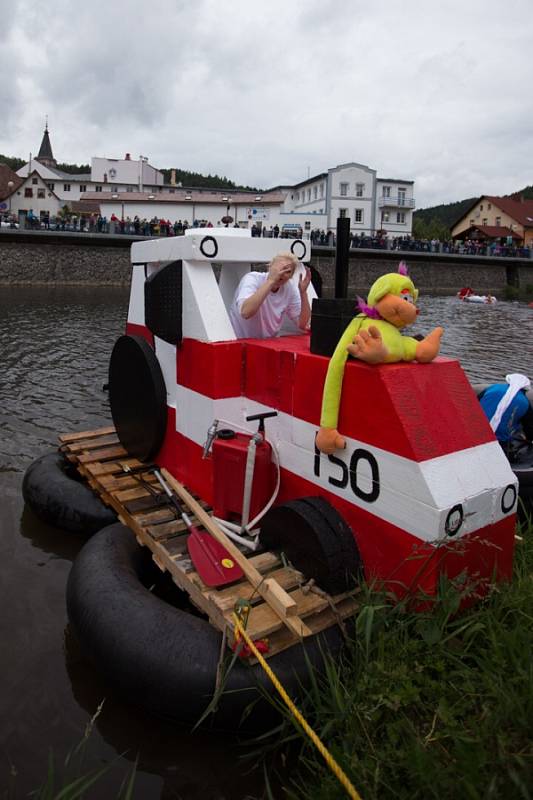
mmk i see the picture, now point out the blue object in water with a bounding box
[479,384,530,442]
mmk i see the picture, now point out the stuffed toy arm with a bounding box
[316,317,361,454]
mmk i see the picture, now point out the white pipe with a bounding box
[241,435,258,528]
[214,518,260,551]
[245,438,280,531]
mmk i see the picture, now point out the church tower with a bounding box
[36,120,57,169]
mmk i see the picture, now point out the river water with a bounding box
[1,286,532,798]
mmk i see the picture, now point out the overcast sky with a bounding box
[1,0,531,208]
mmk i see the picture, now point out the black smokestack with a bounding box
[334,216,351,298]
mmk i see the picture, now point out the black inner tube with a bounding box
[66,524,349,732]
[22,451,117,535]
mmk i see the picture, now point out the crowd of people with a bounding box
[308,229,532,258]
[2,213,531,259]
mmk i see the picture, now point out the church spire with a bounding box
[36,118,57,168]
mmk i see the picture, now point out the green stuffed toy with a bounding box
[316,262,444,454]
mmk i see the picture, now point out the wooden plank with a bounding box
[261,596,359,659]
[225,586,341,640]
[146,519,188,539]
[99,473,160,492]
[63,434,120,453]
[85,459,143,477]
[115,486,157,503]
[123,494,176,525]
[161,469,312,639]
[207,566,303,612]
[247,551,282,572]
[59,426,116,444]
[78,445,128,464]
[57,429,361,661]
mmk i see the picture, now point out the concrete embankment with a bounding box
[1,229,532,294]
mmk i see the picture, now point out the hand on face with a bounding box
[268,260,295,288]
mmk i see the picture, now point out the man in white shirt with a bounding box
[229,253,312,339]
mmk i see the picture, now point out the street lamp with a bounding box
[139,155,148,192]
[7,181,14,215]
[112,193,124,220]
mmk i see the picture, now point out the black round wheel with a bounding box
[108,335,167,461]
[259,497,362,594]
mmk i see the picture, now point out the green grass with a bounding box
[264,518,533,800]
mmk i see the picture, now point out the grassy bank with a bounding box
[270,519,533,799]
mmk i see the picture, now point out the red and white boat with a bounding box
[108,229,517,601]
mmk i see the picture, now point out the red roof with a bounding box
[486,195,533,227]
[0,163,23,201]
[475,225,520,239]
[453,224,521,240]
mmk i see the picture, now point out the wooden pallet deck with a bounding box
[59,426,359,659]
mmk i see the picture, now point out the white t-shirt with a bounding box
[229,271,301,338]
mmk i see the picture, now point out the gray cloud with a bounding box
[1,0,532,206]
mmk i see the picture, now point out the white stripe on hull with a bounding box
[174,385,517,544]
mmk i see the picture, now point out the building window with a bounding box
[307,189,311,201]
[470,219,475,226]
[313,186,317,199]
[355,208,363,223]
[37,188,45,198]
[480,204,483,211]
[295,191,300,201]
[495,217,501,226]
[340,182,348,196]
[127,186,133,192]
[46,182,55,191]
[320,183,324,197]
[339,208,348,218]
[382,211,390,223]
[80,185,86,192]
[396,212,406,224]
[482,218,488,225]
[488,203,492,210]
[382,186,391,197]
[64,184,71,192]
[24,188,33,198]
[356,183,364,197]
[398,188,406,206]
[95,186,102,192]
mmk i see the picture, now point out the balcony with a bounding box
[378,196,416,209]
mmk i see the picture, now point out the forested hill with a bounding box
[414,198,477,228]
[159,168,260,192]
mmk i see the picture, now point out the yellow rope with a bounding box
[232,613,363,800]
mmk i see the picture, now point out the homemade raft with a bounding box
[60,426,359,659]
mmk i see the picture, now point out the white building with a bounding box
[12,124,163,215]
[281,163,415,236]
[9,126,415,237]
